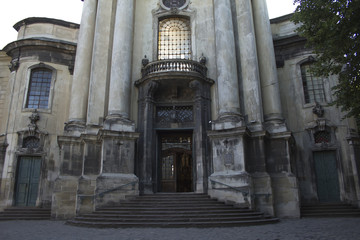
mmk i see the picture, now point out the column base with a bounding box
[104,115,135,132]
[64,120,86,135]
[212,113,244,130]
[264,114,287,134]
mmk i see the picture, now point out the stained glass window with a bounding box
[26,68,52,109]
[158,18,191,60]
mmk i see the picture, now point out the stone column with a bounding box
[86,0,114,126]
[68,0,97,128]
[104,0,135,132]
[213,0,242,126]
[252,0,284,128]
[234,0,275,215]
[236,0,263,130]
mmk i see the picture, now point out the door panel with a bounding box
[314,151,340,202]
[15,157,41,206]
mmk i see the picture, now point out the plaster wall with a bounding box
[16,21,79,44]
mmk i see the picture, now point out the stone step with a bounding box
[301,203,360,218]
[83,211,264,218]
[73,214,273,223]
[67,218,279,228]
[0,207,51,221]
[68,193,279,228]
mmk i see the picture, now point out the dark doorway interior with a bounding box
[159,132,193,192]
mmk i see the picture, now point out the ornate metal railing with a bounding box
[141,59,207,78]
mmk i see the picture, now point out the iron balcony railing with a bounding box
[141,59,207,78]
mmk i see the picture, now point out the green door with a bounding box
[314,151,340,202]
[15,157,41,206]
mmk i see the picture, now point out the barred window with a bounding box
[156,106,193,124]
[26,68,52,109]
[301,63,326,104]
[158,18,191,60]
[314,131,331,144]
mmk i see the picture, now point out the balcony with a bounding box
[141,59,207,79]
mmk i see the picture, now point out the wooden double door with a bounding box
[15,157,41,206]
[314,151,340,202]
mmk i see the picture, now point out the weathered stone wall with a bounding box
[273,14,360,206]
[0,51,11,134]
[0,19,76,209]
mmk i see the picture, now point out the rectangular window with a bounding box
[301,63,326,104]
[26,68,52,109]
[158,17,191,60]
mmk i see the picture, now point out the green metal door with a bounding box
[15,157,41,206]
[314,151,340,202]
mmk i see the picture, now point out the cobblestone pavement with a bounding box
[1,218,360,240]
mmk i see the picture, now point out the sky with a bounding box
[0,0,298,49]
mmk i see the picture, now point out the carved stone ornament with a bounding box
[312,102,324,118]
[142,55,149,67]
[160,0,189,10]
[28,109,40,136]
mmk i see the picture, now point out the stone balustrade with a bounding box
[141,59,207,78]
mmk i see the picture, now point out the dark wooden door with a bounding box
[314,151,340,202]
[15,157,41,206]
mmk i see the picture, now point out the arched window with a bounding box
[158,17,191,60]
[301,62,326,104]
[26,68,52,109]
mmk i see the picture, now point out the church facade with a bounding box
[0,0,359,219]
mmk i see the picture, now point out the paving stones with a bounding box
[1,218,360,240]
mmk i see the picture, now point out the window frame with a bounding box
[157,17,192,60]
[152,9,196,62]
[23,64,56,113]
[297,57,328,107]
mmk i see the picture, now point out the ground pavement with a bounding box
[0,217,359,240]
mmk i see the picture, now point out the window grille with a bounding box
[314,131,331,144]
[158,18,191,60]
[23,136,40,149]
[301,63,326,104]
[26,68,52,109]
[156,106,193,123]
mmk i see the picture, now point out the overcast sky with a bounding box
[0,0,298,49]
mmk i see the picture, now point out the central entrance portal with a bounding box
[159,132,193,192]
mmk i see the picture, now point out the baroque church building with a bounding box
[0,0,359,219]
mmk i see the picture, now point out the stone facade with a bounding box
[0,0,359,219]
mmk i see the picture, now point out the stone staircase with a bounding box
[67,193,279,228]
[301,203,360,217]
[0,207,51,221]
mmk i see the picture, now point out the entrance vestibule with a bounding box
[159,132,193,193]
